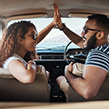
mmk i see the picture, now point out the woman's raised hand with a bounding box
[53,4,64,29]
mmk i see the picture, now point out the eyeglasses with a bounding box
[28,34,38,40]
[33,34,38,40]
[83,26,101,35]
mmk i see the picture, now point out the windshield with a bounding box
[8,17,87,51]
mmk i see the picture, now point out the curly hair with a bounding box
[0,21,37,67]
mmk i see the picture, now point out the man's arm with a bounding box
[62,26,84,48]
[65,62,107,99]
[54,4,84,48]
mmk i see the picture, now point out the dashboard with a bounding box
[35,48,88,76]
[36,48,88,61]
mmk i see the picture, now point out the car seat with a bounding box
[67,73,109,102]
[0,65,50,102]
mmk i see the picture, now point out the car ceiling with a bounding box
[0,0,109,18]
[0,0,109,27]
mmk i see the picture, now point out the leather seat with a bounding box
[67,74,109,102]
[0,66,50,102]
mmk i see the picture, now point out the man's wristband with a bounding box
[59,23,66,31]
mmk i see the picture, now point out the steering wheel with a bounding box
[64,41,72,64]
[64,41,87,64]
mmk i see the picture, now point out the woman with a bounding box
[0,12,58,83]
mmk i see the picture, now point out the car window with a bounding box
[0,23,3,39]
[8,17,87,51]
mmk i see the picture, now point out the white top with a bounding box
[3,54,27,69]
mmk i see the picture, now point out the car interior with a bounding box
[0,0,109,108]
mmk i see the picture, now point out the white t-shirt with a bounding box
[3,54,27,69]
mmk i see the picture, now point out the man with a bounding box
[54,4,109,99]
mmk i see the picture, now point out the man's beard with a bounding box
[84,32,97,51]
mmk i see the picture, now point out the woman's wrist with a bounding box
[51,20,57,28]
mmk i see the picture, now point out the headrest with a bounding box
[0,68,14,78]
[72,63,84,76]
[72,63,109,76]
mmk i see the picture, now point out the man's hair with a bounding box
[88,14,109,36]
